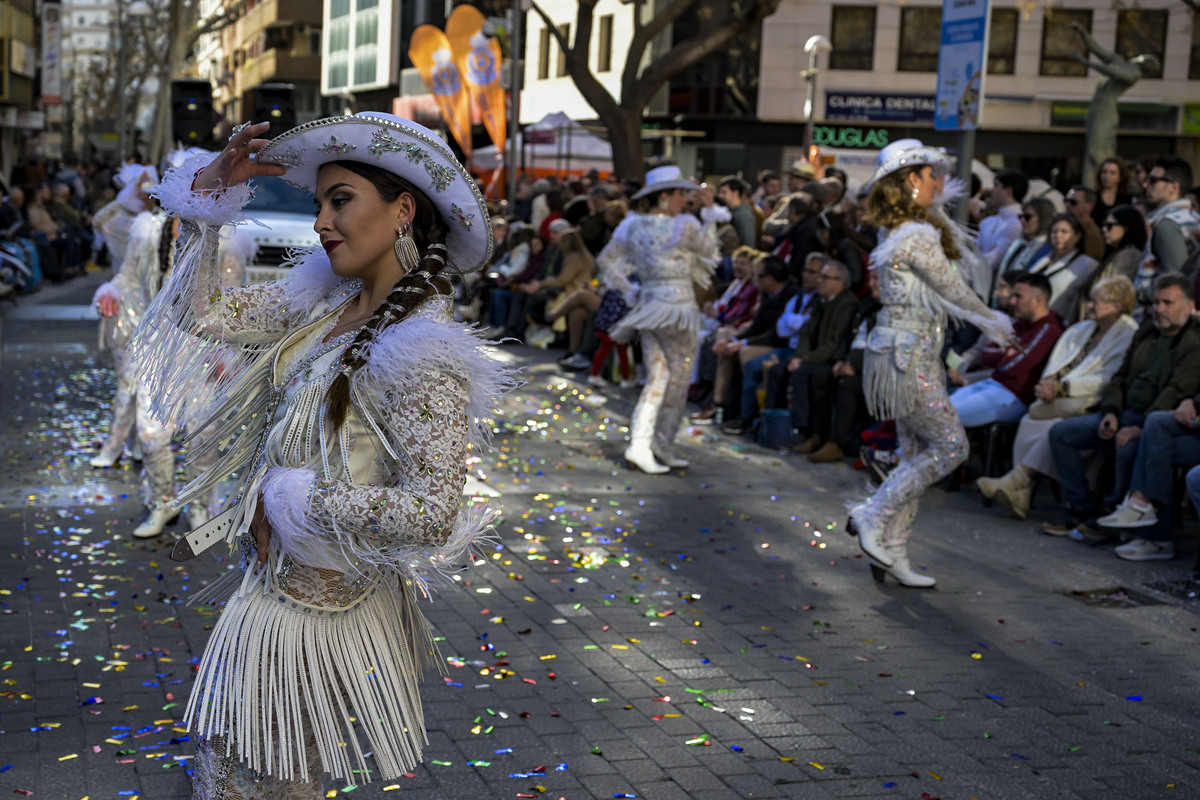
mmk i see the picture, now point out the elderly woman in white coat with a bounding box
[977,275,1138,520]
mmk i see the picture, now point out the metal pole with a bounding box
[116,0,127,163]
[802,53,816,152]
[954,128,975,226]
[506,0,523,206]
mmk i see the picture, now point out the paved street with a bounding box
[2,273,1200,800]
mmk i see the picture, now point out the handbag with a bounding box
[1027,396,1090,420]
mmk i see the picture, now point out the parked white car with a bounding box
[242,177,316,284]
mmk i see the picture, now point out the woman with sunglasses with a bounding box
[1026,213,1100,322]
[1092,205,1147,287]
[996,198,1055,287]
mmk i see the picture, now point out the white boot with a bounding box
[869,554,936,588]
[90,451,120,469]
[133,506,177,539]
[624,443,669,474]
[848,509,894,567]
[979,468,1033,520]
[652,445,688,469]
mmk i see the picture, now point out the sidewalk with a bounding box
[2,296,1199,799]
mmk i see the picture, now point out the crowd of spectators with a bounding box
[477,153,1200,566]
[0,155,135,296]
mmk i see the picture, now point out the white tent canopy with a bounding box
[470,111,614,174]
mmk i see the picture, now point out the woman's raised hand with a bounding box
[193,121,287,194]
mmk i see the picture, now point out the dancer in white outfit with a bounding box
[597,166,720,473]
[849,144,1013,587]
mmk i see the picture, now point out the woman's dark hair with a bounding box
[1047,212,1084,249]
[1097,156,1130,195]
[158,216,175,274]
[324,159,452,431]
[1020,197,1056,238]
[1106,204,1148,252]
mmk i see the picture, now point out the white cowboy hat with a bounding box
[864,140,954,191]
[254,112,492,273]
[630,165,699,201]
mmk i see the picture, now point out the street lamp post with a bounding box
[506,0,527,208]
[115,0,151,164]
[801,35,832,154]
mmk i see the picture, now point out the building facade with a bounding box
[1,0,41,177]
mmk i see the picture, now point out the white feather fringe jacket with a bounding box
[127,154,518,785]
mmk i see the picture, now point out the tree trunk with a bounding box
[608,111,643,183]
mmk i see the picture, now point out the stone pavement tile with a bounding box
[608,756,668,783]
[721,770,787,798]
[578,771,642,798]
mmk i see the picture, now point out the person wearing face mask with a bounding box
[1026,213,1099,322]
[846,142,1013,588]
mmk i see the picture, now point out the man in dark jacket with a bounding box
[774,259,860,453]
[717,256,797,434]
[1046,273,1200,535]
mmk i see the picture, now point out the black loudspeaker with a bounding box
[253,83,296,139]
[171,79,217,148]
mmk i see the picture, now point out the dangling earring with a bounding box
[657,193,671,213]
[911,185,921,202]
[394,221,420,272]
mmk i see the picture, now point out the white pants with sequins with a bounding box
[629,326,696,459]
[135,380,176,509]
[95,341,138,462]
[857,342,968,554]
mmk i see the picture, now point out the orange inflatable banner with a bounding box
[445,4,506,155]
[408,24,473,158]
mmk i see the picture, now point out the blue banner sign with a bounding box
[934,0,991,130]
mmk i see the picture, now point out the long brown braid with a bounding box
[324,160,453,431]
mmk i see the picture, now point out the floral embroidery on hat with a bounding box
[264,146,306,169]
[318,135,357,155]
[368,129,406,156]
[450,202,475,230]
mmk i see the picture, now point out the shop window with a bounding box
[597,14,613,73]
[557,24,570,78]
[1041,8,1092,76]
[988,8,1018,75]
[898,7,941,72]
[537,27,550,80]
[1116,8,1166,79]
[829,5,875,71]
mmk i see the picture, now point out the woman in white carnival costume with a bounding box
[598,165,720,474]
[89,166,157,469]
[127,116,516,796]
[849,143,1012,587]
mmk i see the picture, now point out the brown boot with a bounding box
[807,442,844,463]
[980,468,1033,520]
[791,434,821,453]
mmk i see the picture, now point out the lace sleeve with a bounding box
[263,369,471,569]
[680,213,719,290]
[597,217,635,294]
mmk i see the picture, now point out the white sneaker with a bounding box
[1098,498,1158,528]
[619,378,638,390]
[586,374,607,389]
[1114,538,1174,561]
[133,506,177,539]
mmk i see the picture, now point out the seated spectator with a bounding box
[995,197,1055,294]
[774,259,860,455]
[1089,205,1147,292]
[809,265,883,463]
[1045,274,1200,537]
[716,256,798,434]
[1093,156,1132,227]
[977,276,1138,519]
[530,229,600,369]
[25,184,68,281]
[691,249,781,423]
[814,209,872,294]
[1027,213,1099,322]
[950,272,1064,427]
[718,176,757,248]
[578,187,616,254]
[1065,185,1105,261]
[775,195,821,281]
[484,225,537,336]
[752,170,781,215]
[979,169,1029,272]
[1096,395,1200,561]
[499,221,565,342]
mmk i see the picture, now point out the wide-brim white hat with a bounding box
[255,112,492,274]
[631,165,699,201]
[863,142,954,191]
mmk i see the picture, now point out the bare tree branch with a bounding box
[529,0,620,118]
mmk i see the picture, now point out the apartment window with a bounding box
[1116,9,1166,79]
[538,27,550,79]
[829,5,875,70]
[1041,9,1091,76]
[988,8,1018,75]
[1192,18,1200,78]
[557,23,570,77]
[597,14,613,73]
[330,0,349,18]
[898,7,941,72]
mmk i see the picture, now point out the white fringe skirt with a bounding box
[185,573,435,785]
